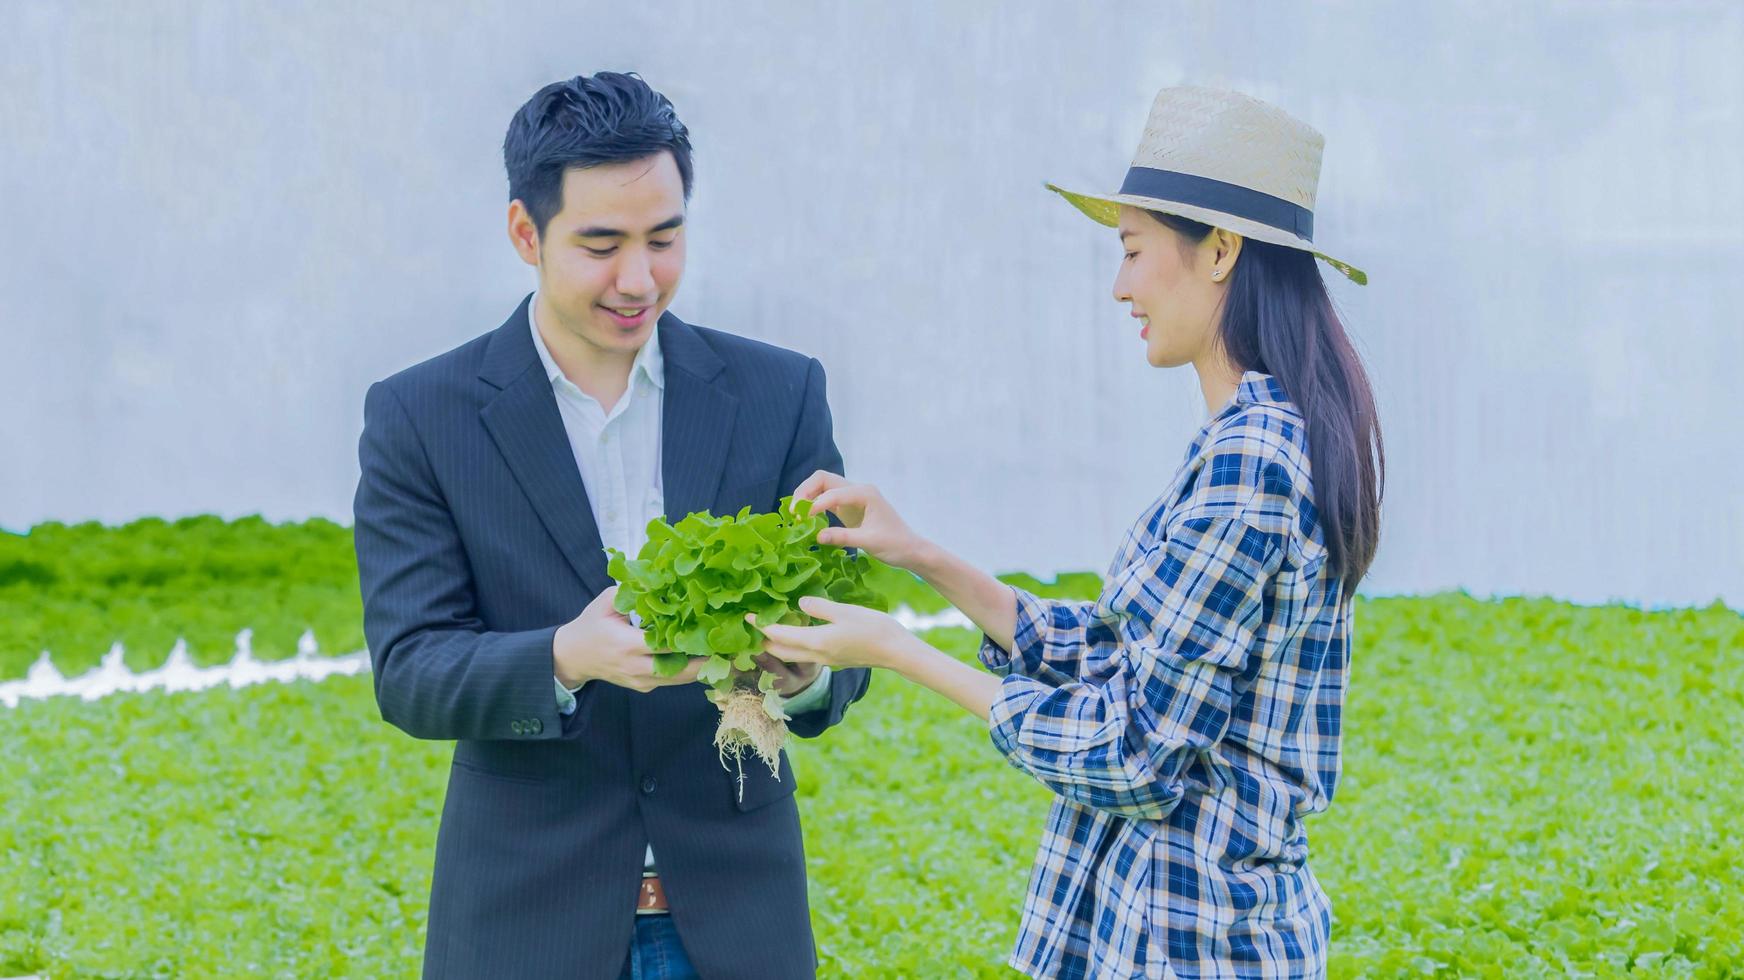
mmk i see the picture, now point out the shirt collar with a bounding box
[528,292,666,392]
[1233,371,1289,409]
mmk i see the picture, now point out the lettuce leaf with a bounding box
[606,496,886,707]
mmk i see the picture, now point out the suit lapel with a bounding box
[658,314,736,523]
[477,297,612,594]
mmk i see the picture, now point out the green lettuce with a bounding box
[605,496,885,714]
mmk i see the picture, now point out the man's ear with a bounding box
[507,200,541,268]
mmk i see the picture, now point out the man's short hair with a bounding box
[503,72,694,238]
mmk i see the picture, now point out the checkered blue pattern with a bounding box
[981,373,1350,979]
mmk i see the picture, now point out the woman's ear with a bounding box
[1210,228,1244,280]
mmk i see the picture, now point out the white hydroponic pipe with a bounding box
[0,606,975,708]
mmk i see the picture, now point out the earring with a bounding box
[1212,270,1224,281]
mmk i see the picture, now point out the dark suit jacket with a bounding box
[353,296,869,979]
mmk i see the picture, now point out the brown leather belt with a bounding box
[636,873,670,914]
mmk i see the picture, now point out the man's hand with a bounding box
[754,653,822,697]
[554,587,704,692]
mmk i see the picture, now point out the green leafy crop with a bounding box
[5,514,1744,975]
[605,497,885,713]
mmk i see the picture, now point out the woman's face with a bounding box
[1111,206,1235,369]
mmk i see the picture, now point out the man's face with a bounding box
[512,152,687,357]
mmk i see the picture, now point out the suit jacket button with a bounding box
[641,776,657,794]
[510,720,525,736]
[526,717,543,735]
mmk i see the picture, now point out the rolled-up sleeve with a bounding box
[978,588,1118,687]
[986,513,1284,821]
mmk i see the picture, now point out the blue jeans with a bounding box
[618,914,698,980]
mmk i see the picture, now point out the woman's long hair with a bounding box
[1151,211,1384,596]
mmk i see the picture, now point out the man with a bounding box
[353,72,868,979]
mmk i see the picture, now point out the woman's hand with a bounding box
[757,596,1003,722]
[752,596,918,672]
[793,470,929,571]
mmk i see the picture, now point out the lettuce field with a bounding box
[1,518,1740,977]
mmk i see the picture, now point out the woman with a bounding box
[756,88,1383,978]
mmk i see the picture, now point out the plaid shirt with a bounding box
[980,372,1350,979]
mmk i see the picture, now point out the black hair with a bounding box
[1151,211,1385,596]
[503,72,693,238]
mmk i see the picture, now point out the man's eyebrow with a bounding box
[1118,229,1135,241]
[574,215,685,239]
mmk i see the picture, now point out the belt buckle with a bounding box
[636,872,669,915]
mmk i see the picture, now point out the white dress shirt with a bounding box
[528,296,831,870]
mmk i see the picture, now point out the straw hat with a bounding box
[1048,86,1367,285]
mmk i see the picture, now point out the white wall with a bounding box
[2,1,1739,608]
